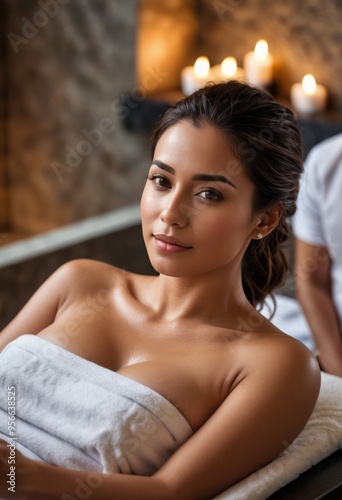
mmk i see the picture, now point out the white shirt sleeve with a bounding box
[292,148,326,246]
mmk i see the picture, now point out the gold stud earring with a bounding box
[256,233,263,239]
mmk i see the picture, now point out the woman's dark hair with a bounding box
[150,80,303,309]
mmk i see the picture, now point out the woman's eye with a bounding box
[198,189,224,201]
[147,175,171,189]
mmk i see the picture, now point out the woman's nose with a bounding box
[160,193,190,227]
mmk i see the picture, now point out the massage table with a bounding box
[269,449,342,498]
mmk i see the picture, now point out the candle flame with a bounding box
[221,57,237,77]
[302,74,317,95]
[194,57,210,78]
[255,40,268,59]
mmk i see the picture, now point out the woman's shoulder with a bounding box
[52,259,146,296]
[55,258,129,281]
[242,323,317,368]
[57,258,118,274]
[227,329,321,443]
[237,328,321,404]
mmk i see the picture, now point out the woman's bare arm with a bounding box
[295,239,342,376]
[0,338,320,500]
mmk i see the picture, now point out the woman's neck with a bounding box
[143,268,251,326]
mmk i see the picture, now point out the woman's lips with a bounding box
[153,234,193,253]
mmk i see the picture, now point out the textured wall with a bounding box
[0,10,7,234]
[4,0,150,236]
[199,0,342,109]
[3,0,342,241]
[137,0,199,93]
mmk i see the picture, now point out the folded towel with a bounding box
[214,372,342,499]
[0,335,193,476]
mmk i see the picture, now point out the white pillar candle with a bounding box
[181,56,211,95]
[243,40,273,87]
[221,56,237,78]
[290,74,327,115]
[212,57,245,83]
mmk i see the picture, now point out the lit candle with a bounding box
[290,74,327,114]
[212,57,245,83]
[181,56,211,95]
[221,57,237,78]
[243,40,273,87]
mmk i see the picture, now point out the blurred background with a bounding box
[1,0,342,327]
[1,0,342,244]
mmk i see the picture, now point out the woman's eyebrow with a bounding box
[151,160,237,189]
[192,174,237,189]
[151,160,175,174]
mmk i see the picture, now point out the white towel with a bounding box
[214,371,342,499]
[0,335,193,476]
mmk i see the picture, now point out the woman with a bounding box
[0,81,320,499]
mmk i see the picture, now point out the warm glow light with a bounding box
[221,57,237,77]
[194,56,210,78]
[302,74,317,95]
[255,40,268,59]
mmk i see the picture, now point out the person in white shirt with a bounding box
[293,133,342,377]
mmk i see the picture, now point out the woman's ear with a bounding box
[254,204,283,240]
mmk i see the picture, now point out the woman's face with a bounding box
[140,120,262,278]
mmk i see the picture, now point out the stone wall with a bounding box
[137,0,199,94]
[3,0,151,237]
[2,0,342,242]
[136,0,342,109]
[199,0,342,109]
[0,10,7,236]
